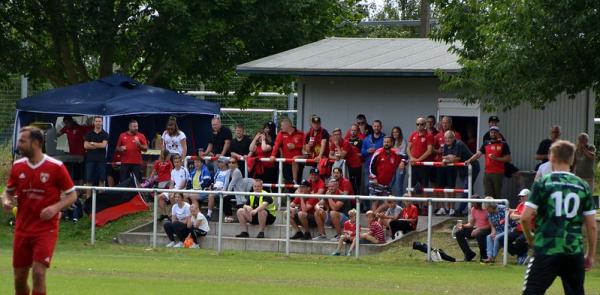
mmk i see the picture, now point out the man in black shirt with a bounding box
[535,125,561,169]
[230,124,251,175]
[83,116,109,187]
[202,117,232,157]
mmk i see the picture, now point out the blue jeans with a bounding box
[392,168,405,197]
[486,231,506,259]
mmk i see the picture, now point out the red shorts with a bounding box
[13,231,58,268]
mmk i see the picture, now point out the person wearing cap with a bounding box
[482,116,506,142]
[361,120,385,195]
[369,136,403,212]
[329,127,362,194]
[289,180,320,240]
[466,126,512,198]
[271,117,305,184]
[304,115,330,162]
[534,125,562,170]
[508,189,534,265]
[308,168,326,194]
[314,178,349,241]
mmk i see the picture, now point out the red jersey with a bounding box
[434,129,461,161]
[408,131,434,160]
[292,197,320,214]
[338,177,354,194]
[305,127,329,158]
[153,160,173,182]
[116,131,148,164]
[369,148,401,186]
[271,129,305,159]
[329,140,362,169]
[401,204,419,230]
[255,144,274,168]
[60,125,87,155]
[310,178,326,194]
[514,202,535,232]
[6,155,75,235]
[369,220,386,243]
[480,140,511,174]
[343,220,358,238]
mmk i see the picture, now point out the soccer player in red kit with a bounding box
[2,126,77,295]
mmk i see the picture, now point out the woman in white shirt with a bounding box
[187,204,210,248]
[162,116,187,157]
[164,193,191,248]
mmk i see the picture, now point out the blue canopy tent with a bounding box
[14,74,220,160]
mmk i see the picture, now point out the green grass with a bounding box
[1,208,599,295]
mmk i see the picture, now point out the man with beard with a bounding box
[2,126,77,295]
[369,136,403,212]
[115,119,148,181]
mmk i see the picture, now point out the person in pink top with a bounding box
[361,210,386,244]
[454,196,492,262]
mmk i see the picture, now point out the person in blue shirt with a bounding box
[361,120,385,196]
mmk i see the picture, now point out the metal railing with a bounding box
[76,185,511,265]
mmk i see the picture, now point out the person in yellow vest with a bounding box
[235,179,277,238]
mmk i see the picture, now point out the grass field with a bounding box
[1,210,599,294]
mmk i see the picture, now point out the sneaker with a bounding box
[435,208,446,216]
[291,231,304,240]
[393,231,404,240]
[346,251,353,257]
[72,218,79,224]
[448,209,456,216]
[256,232,265,238]
[331,252,341,256]
[517,255,529,265]
[235,232,249,238]
[302,232,312,240]
[190,244,200,249]
[465,251,476,262]
[165,241,175,248]
[330,234,340,242]
[173,242,183,248]
[312,234,328,241]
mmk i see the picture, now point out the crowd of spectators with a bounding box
[54,111,595,256]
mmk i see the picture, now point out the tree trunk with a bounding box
[419,0,430,37]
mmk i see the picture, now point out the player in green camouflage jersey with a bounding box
[521,140,597,295]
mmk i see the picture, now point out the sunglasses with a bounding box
[416,123,425,126]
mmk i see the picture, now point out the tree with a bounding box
[0,0,364,98]
[431,0,600,111]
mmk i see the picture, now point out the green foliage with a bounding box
[0,0,365,102]
[431,0,600,112]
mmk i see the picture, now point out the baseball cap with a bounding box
[300,179,311,187]
[489,116,500,123]
[310,168,319,174]
[489,126,500,132]
[518,189,530,197]
[311,115,321,124]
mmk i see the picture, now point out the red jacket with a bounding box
[271,129,305,159]
[369,147,401,186]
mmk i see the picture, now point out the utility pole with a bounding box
[419,0,431,37]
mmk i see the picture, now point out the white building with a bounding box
[237,37,595,202]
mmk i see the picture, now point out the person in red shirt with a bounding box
[148,149,173,189]
[58,115,88,183]
[115,119,148,182]
[361,210,386,244]
[465,126,512,198]
[369,136,404,211]
[331,209,358,256]
[248,121,277,185]
[345,114,372,140]
[508,189,534,264]
[331,167,354,195]
[270,117,305,184]
[308,168,326,194]
[289,180,320,240]
[314,178,349,241]
[389,198,419,239]
[407,117,434,194]
[426,115,439,136]
[2,126,77,295]
[303,115,329,161]
[329,127,362,194]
